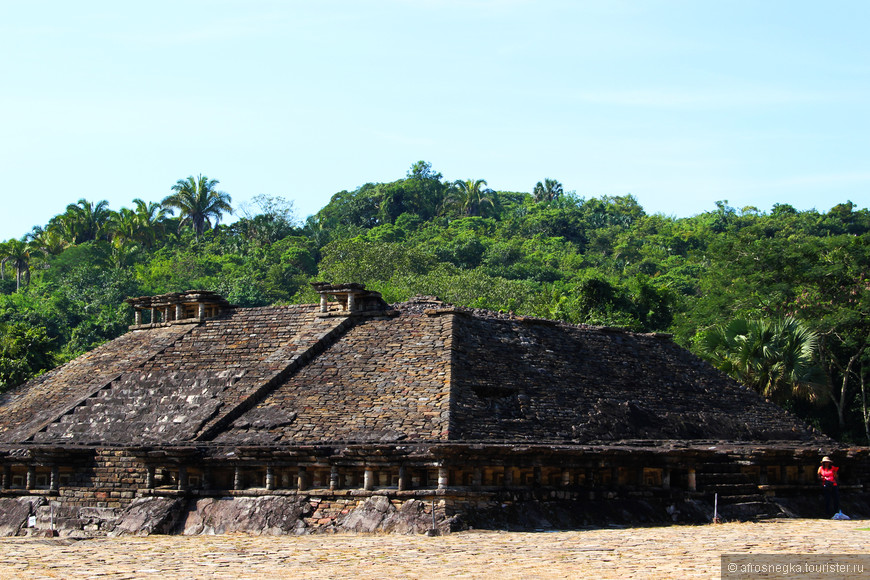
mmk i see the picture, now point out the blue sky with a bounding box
[1,0,868,239]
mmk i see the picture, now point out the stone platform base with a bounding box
[3,490,868,537]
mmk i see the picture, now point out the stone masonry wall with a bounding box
[27,305,352,446]
[448,313,816,443]
[217,312,453,444]
[3,297,821,450]
[0,449,147,536]
[0,324,196,443]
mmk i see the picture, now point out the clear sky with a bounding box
[1,0,868,240]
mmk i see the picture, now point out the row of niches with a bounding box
[0,462,832,495]
[1,466,74,491]
[123,464,693,492]
[131,302,221,325]
[0,463,671,493]
[134,464,841,491]
[126,291,230,326]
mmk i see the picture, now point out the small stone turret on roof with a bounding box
[125,290,231,327]
[311,282,389,314]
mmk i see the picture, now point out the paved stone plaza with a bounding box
[0,519,866,579]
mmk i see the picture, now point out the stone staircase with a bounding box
[695,462,783,520]
[194,313,361,441]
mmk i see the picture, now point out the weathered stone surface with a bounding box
[382,498,445,534]
[336,495,396,532]
[0,496,44,536]
[110,497,186,536]
[449,314,814,443]
[462,497,715,530]
[2,520,867,579]
[36,504,122,537]
[182,496,312,535]
[217,313,453,444]
[0,324,194,442]
[17,305,354,446]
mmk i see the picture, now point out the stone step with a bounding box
[696,473,750,485]
[718,501,782,520]
[701,487,759,497]
[714,493,766,504]
[700,480,757,490]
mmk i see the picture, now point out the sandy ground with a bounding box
[0,519,866,579]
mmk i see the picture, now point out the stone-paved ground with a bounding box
[0,519,867,579]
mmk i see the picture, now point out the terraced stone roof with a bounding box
[0,291,821,448]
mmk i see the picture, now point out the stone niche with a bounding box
[310,282,388,314]
[126,291,231,328]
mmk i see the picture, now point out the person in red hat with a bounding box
[817,456,840,517]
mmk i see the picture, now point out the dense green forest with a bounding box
[1,162,868,443]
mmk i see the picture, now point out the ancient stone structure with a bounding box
[0,283,866,536]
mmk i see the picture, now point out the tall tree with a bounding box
[27,226,67,256]
[234,195,298,246]
[444,179,494,217]
[59,199,114,243]
[161,174,233,238]
[0,322,54,391]
[132,198,168,248]
[407,160,440,181]
[0,238,40,291]
[533,178,563,203]
[110,207,140,247]
[788,234,870,433]
[377,161,447,223]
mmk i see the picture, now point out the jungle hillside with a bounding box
[1,162,868,443]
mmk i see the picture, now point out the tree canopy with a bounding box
[161,174,233,237]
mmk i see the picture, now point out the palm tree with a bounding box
[108,239,140,269]
[161,174,233,238]
[697,317,824,402]
[0,238,40,291]
[110,207,140,247]
[110,199,169,249]
[533,178,563,203]
[132,198,168,248]
[444,179,494,217]
[46,213,78,246]
[27,226,67,256]
[59,199,114,243]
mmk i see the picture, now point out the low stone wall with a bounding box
[0,486,847,538]
[5,484,870,537]
[0,492,457,537]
